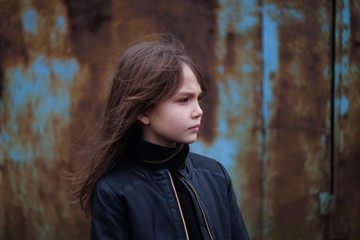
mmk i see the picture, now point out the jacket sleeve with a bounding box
[91,180,129,240]
[218,163,250,240]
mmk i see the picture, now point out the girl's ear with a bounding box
[138,113,150,125]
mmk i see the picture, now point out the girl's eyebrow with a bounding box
[175,90,203,96]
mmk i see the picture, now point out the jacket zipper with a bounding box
[168,172,189,240]
[181,177,215,240]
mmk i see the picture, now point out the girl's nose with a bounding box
[192,102,203,118]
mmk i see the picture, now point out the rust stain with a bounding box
[262,1,331,239]
[332,0,360,238]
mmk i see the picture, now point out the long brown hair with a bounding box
[74,33,207,216]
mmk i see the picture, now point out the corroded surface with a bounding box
[1,0,359,239]
[332,0,360,239]
[261,1,332,239]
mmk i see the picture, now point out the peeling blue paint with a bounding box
[218,65,225,74]
[333,0,351,122]
[56,15,66,34]
[51,15,67,42]
[340,95,349,117]
[342,0,350,25]
[321,24,329,33]
[320,7,330,33]
[0,126,9,150]
[262,5,278,129]
[1,55,79,163]
[334,95,349,119]
[191,137,238,170]
[235,0,258,33]
[264,4,304,24]
[324,66,329,78]
[218,0,258,37]
[242,64,253,73]
[22,9,38,35]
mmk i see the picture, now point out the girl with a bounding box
[75,34,249,240]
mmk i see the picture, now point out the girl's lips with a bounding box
[189,124,200,132]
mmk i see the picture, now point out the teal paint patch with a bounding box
[52,59,77,83]
[334,95,349,119]
[56,15,66,34]
[324,66,329,78]
[235,0,258,33]
[321,24,330,33]
[9,144,33,163]
[218,0,259,37]
[218,80,248,123]
[51,15,67,42]
[1,55,79,163]
[0,126,9,150]
[340,95,349,117]
[191,137,238,170]
[333,0,351,122]
[218,65,224,74]
[22,9,38,35]
[262,5,278,129]
[217,0,230,37]
[320,7,330,33]
[342,2,350,22]
[242,64,253,73]
[264,4,304,24]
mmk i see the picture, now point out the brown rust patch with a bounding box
[333,0,360,238]
[224,31,236,74]
[0,0,29,68]
[264,0,332,238]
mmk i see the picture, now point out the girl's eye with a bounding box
[179,98,189,103]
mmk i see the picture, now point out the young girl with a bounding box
[76,34,249,240]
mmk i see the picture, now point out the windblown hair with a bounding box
[74,33,206,216]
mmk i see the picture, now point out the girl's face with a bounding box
[139,64,203,147]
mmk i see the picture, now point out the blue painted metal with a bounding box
[1,56,78,163]
[22,9,38,35]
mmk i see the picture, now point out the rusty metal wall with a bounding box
[331,0,360,239]
[0,0,359,239]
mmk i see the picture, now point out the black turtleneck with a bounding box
[127,140,204,240]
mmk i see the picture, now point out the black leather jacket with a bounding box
[91,152,250,240]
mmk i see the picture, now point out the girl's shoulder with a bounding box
[96,162,141,193]
[187,152,228,176]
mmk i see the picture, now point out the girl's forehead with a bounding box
[175,65,202,94]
